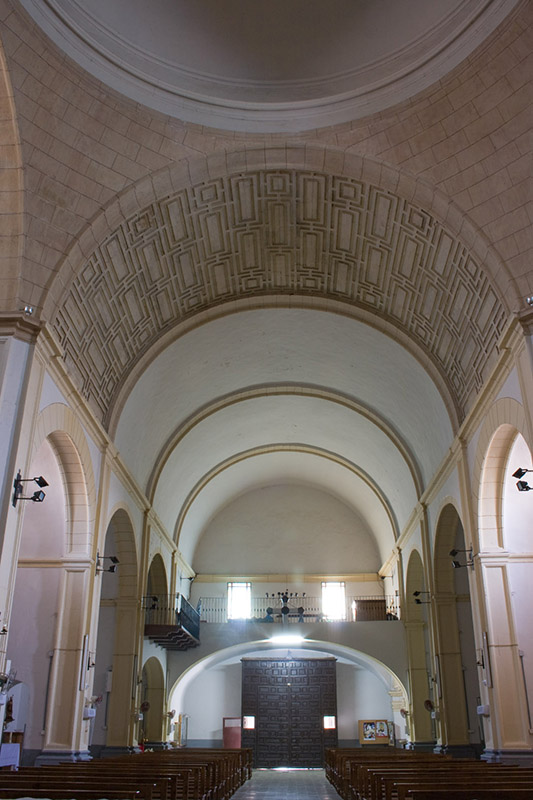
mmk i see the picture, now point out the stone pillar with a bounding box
[480,561,532,762]
[404,620,434,748]
[37,561,92,763]
[102,598,142,756]
[432,594,471,754]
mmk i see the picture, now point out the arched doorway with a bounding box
[140,657,166,747]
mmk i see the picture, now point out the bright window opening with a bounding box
[227,582,252,619]
[321,581,346,620]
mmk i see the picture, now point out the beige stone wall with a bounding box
[0,0,530,314]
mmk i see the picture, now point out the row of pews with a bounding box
[0,747,252,800]
[325,747,533,800]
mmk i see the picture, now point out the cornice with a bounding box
[0,313,41,343]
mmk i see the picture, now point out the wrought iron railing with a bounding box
[142,594,200,640]
[197,595,400,624]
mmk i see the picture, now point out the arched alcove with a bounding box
[146,554,168,601]
[140,656,166,745]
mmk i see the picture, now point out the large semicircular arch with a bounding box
[174,444,400,560]
[147,384,425,505]
[45,145,514,428]
[169,637,408,713]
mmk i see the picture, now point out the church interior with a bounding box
[0,0,532,777]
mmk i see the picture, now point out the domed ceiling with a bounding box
[20,0,519,131]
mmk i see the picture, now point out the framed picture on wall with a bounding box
[359,719,390,745]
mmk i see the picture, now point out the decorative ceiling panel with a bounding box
[52,170,508,423]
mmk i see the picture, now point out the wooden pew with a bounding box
[408,790,533,800]
[0,790,142,800]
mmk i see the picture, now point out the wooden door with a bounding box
[241,657,337,767]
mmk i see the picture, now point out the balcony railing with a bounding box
[142,594,200,649]
[198,595,400,624]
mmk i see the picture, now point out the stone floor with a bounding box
[232,768,341,799]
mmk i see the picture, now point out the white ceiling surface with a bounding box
[181,452,394,569]
[157,393,417,553]
[192,482,382,576]
[114,309,453,564]
[21,0,518,131]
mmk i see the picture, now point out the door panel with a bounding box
[241,658,338,767]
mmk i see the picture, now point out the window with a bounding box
[227,582,252,619]
[321,581,346,620]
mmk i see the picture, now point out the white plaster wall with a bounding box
[337,663,393,740]
[426,469,463,548]
[193,485,381,575]
[7,566,61,752]
[177,658,393,744]
[19,439,65,560]
[496,372,524,406]
[503,434,531,553]
[38,373,68,413]
[181,662,242,743]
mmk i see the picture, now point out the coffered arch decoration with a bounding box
[51,158,510,425]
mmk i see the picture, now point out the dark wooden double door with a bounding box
[241,657,338,767]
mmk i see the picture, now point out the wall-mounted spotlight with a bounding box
[12,470,48,507]
[95,551,119,575]
[450,547,474,569]
[513,468,533,492]
[413,591,430,604]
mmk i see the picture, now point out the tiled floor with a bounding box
[232,768,341,799]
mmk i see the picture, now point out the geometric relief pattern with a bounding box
[53,170,508,424]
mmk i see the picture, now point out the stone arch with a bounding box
[433,498,465,594]
[31,403,96,553]
[103,505,139,599]
[168,638,408,749]
[474,398,529,552]
[44,145,513,427]
[146,553,168,599]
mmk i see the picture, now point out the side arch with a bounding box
[473,398,529,552]
[31,403,97,553]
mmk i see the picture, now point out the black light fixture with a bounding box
[12,470,48,507]
[95,552,119,575]
[450,546,474,569]
[413,590,430,604]
[513,468,533,492]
